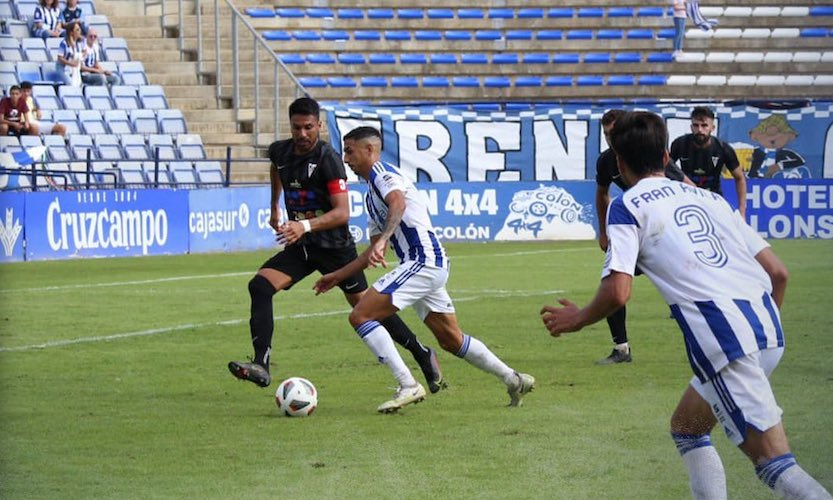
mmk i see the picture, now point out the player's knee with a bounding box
[248,274,276,300]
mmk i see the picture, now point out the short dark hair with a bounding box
[601,109,625,127]
[609,111,668,177]
[288,97,320,119]
[343,126,381,143]
[691,106,714,121]
[19,81,32,90]
[9,85,20,93]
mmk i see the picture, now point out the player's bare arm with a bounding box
[754,248,788,308]
[731,166,748,219]
[368,190,405,268]
[541,271,632,336]
[268,163,283,232]
[313,235,378,295]
[594,185,611,251]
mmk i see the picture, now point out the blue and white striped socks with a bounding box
[672,433,727,500]
[355,320,417,389]
[455,334,515,385]
[756,453,832,499]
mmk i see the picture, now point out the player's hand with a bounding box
[540,299,582,337]
[367,239,388,268]
[598,233,609,252]
[313,274,337,295]
[276,220,305,246]
[269,209,282,232]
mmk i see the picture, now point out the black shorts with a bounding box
[260,243,368,293]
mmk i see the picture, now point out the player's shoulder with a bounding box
[267,139,292,162]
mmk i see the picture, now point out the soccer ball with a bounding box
[275,377,318,417]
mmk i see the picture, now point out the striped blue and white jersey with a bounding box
[33,6,61,30]
[604,177,783,382]
[365,161,448,269]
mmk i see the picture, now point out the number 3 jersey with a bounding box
[365,161,448,270]
[604,177,783,382]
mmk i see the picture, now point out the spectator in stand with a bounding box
[19,81,67,137]
[0,86,31,136]
[32,0,63,39]
[56,21,84,87]
[81,29,121,86]
[672,0,687,59]
[61,0,87,35]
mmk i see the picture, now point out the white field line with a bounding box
[0,289,563,353]
[0,246,592,295]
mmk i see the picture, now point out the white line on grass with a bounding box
[0,289,563,353]
[0,247,592,294]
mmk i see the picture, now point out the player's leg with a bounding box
[670,384,726,500]
[228,246,307,387]
[349,287,425,412]
[597,306,632,365]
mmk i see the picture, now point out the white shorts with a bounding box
[691,348,784,445]
[373,261,455,320]
[30,119,56,134]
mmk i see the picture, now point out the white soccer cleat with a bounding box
[377,383,427,413]
[507,372,535,407]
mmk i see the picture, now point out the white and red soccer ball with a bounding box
[275,377,318,417]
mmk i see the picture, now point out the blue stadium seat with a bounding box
[627,29,654,40]
[275,8,303,18]
[492,53,519,64]
[800,28,828,37]
[506,30,533,40]
[429,53,456,64]
[809,6,833,16]
[15,61,41,82]
[360,76,387,87]
[656,29,675,39]
[522,53,549,64]
[608,7,634,17]
[158,109,187,134]
[141,162,172,188]
[545,76,573,86]
[321,30,349,41]
[515,76,542,87]
[0,1,15,17]
[337,8,363,19]
[607,75,635,86]
[475,30,501,41]
[537,30,563,40]
[426,9,453,19]
[647,52,674,63]
[460,53,488,64]
[368,8,394,19]
[118,61,148,85]
[552,53,580,64]
[458,9,484,19]
[614,52,642,63]
[194,161,224,185]
[422,76,449,87]
[104,109,133,134]
[397,9,423,19]
[278,53,304,64]
[69,134,96,161]
[327,77,356,88]
[138,85,168,110]
[306,53,335,64]
[577,8,603,17]
[400,53,427,64]
[130,109,159,134]
[54,110,81,135]
[111,85,140,110]
[354,31,381,41]
[414,30,441,41]
[170,162,199,189]
[101,38,130,62]
[148,135,178,160]
[452,76,479,87]
[337,53,365,64]
[79,110,107,134]
[488,8,513,19]
[298,77,326,88]
[368,53,396,64]
[577,76,604,86]
[121,134,150,160]
[245,8,275,18]
[177,134,206,160]
[518,8,544,18]
[292,31,320,41]
[547,8,574,18]
[566,30,593,40]
[59,85,87,111]
[263,31,291,41]
[637,7,664,17]
[85,14,112,38]
[306,8,334,18]
[117,162,148,187]
[597,29,624,40]
[639,75,668,85]
[391,76,418,87]
[21,38,48,62]
[38,61,63,84]
[384,30,411,41]
[584,53,611,63]
[445,31,472,41]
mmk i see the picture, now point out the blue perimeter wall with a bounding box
[0,179,831,262]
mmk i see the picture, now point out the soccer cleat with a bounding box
[417,348,447,394]
[377,383,427,413]
[507,372,535,407]
[596,348,633,365]
[228,360,271,387]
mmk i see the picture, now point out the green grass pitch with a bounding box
[1,240,831,499]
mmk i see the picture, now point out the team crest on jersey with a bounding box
[308,163,317,177]
[712,156,720,167]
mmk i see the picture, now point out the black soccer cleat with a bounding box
[596,348,633,365]
[417,348,447,394]
[228,360,271,387]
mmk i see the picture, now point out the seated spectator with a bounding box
[32,0,63,40]
[81,29,121,86]
[19,81,67,137]
[0,86,31,137]
[61,0,87,35]
[57,21,84,87]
